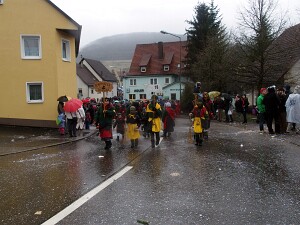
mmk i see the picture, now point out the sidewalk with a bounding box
[0,125,97,156]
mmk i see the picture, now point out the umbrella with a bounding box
[221,93,232,101]
[57,95,71,102]
[208,91,221,98]
[82,98,90,104]
[64,98,82,112]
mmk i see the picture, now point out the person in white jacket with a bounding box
[76,106,86,130]
[285,85,300,133]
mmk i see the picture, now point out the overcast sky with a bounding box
[50,0,300,48]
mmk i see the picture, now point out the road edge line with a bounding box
[41,166,133,225]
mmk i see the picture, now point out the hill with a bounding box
[78,32,186,61]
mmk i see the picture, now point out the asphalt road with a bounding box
[0,117,300,225]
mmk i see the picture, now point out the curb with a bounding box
[0,129,98,157]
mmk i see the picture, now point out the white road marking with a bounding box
[41,166,133,225]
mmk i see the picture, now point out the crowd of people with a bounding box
[256,84,300,134]
[189,82,300,147]
[56,83,300,150]
[56,96,180,150]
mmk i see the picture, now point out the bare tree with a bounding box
[233,0,287,92]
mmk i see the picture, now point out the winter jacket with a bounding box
[263,92,280,113]
[256,94,265,113]
[285,94,300,123]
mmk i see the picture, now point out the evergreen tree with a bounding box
[185,1,229,92]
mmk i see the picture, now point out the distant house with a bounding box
[77,58,118,101]
[0,0,81,127]
[269,23,300,90]
[124,41,188,101]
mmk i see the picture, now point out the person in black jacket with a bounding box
[263,86,280,134]
[241,94,249,124]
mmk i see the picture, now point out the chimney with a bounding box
[158,42,163,59]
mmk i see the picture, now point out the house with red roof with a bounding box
[124,41,188,101]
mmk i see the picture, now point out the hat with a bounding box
[267,85,276,93]
[151,95,158,101]
[285,84,291,91]
[294,85,300,94]
[130,106,136,112]
[260,88,266,93]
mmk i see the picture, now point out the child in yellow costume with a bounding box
[189,102,208,146]
[126,106,141,148]
[146,95,162,148]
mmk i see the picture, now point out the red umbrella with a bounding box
[64,98,82,112]
[82,98,90,104]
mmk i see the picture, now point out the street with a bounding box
[0,117,300,225]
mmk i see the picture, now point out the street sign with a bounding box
[94,81,113,93]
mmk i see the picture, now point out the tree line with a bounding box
[181,0,298,111]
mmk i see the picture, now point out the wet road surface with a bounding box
[0,118,300,224]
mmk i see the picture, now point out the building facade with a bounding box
[0,0,81,127]
[124,41,187,101]
[77,58,118,101]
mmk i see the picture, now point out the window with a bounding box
[62,39,71,61]
[154,85,159,90]
[129,94,136,100]
[150,78,157,85]
[171,93,176,100]
[140,94,146,99]
[130,79,136,86]
[163,65,170,71]
[0,0,4,5]
[141,67,146,72]
[165,77,170,84]
[21,35,41,59]
[77,88,83,99]
[91,89,94,94]
[26,82,44,103]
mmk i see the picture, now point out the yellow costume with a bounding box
[127,115,140,140]
[146,102,162,132]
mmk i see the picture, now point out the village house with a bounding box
[77,58,118,101]
[123,41,188,101]
[0,0,81,128]
[246,23,300,105]
[270,23,300,90]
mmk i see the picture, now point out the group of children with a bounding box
[95,95,176,150]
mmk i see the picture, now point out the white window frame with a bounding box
[140,94,146,99]
[129,94,136,100]
[26,82,44,103]
[140,66,146,72]
[163,65,170,71]
[21,35,42,59]
[129,79,136,86]
[165,77,170,84]
[150,78,158,85]
[62,39,71,61]
[0,0,4,5]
